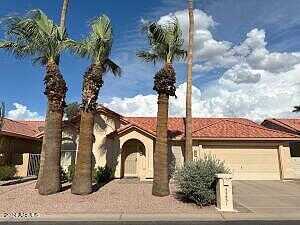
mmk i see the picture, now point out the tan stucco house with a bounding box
[2,107,300,181]
[60,106,300,181]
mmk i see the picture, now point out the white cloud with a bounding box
[222,63,261,84]
[160,10,300,74]
[106,9,299,121]
[106,63,299,121]
[8,103,44,120]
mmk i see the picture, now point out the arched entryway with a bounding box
[121,139,146,179]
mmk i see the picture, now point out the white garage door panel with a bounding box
[203,147,280,180]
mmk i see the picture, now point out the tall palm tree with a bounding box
[36,0,69,191]
[0,10,68,195]
[185,0,194,162]
[68,15,121,195]
[137,19,186,196]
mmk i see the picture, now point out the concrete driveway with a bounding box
[233,180,300,214]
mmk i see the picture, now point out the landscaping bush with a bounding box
[0,165,17,181]
[174,154,230,206]
[94,165,113,185]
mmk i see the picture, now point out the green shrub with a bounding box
[0,165,17,181]
[67,164,75,182]
[94,165,112,185]
[174,154,230,206]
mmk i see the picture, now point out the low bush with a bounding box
[94,165,113,185]
[174,154,230,206]
[0,165,17,181]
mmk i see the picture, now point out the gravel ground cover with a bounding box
[0,179,215,215]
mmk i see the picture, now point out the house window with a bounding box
[290,142,300,157]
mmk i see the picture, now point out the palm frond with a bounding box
[65,38,90,58]
[0,9,68,65]
[67,14,116,66]
[137,16,185,64]
[136,50,160,64]
[105,59,121,77]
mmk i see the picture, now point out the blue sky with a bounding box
[0,0,299,121]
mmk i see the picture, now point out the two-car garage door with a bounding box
[203,146,281,180]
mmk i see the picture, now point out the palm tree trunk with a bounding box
[152,93,170,196]
[185,0,194,162]
[71,64,103,195]
[36,0,69,191]
[71,110,94,195]
[35,111,48,189]
[38,104,63,195]
[37,60,66,195]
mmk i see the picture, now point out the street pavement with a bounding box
[1,221,300,225]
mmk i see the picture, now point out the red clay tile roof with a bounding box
[262,118,300,133]
[122,117,300,140]
[0,118,44,139]
[2,106,299,141]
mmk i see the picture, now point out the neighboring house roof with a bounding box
[261,119,300,135]
[0,118,44,140]
[115,117,300,140]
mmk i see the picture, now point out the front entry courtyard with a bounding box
[2,179,300,218]
[0,179,214,215]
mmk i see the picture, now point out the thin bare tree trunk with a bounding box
[60,0,69,30]
[185,0,194,162]
[71,111,94,195]
[152,93,170,197]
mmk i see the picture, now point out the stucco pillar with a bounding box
[215,173,234,212]
[114,143,122,179]
[194,144,203,160]
[278,145,295,179]
[15,153,30,177]
[146,143,154,179]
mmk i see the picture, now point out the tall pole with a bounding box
[60,0,69,30]
[185,0,194,162]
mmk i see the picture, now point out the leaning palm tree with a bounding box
[185,0,194,162]
[0,10,68,195]
[137,18,186,196]
[68,15,121,195]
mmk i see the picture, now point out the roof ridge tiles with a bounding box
[224,119,299,137]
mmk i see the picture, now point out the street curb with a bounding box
[0,176,37,186]
[1,213,300,222]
